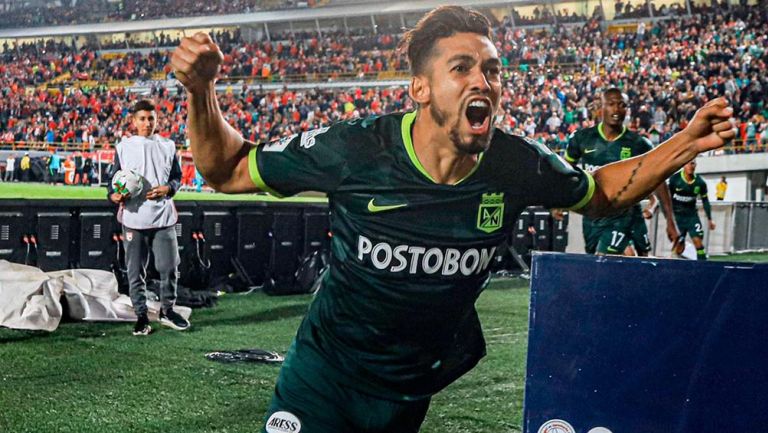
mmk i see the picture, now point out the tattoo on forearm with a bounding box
[612,158,644,206]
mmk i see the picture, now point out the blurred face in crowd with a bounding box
[132,110,157,137]
[600,91,628,129]
[413,32,502,155]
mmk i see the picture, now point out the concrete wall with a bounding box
[695,153,768,202]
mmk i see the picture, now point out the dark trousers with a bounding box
[122,225,180,316]
[262,339,431,433]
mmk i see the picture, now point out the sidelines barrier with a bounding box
[0,199,330,292]
[0,199,565,287]
[488,207,570,274]
[524,252,768,433]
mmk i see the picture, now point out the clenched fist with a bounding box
[680,97,736,153]
[170,32,224,93]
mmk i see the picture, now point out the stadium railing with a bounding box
[32,60,585,89]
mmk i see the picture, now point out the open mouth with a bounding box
[465,99,492,133]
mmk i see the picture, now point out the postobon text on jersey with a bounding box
[357,235,497,276]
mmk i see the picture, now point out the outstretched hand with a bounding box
[170,32,224,93]
[681,98,736,153]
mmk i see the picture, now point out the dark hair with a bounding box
[399,6,493,75]
[602,87,623,98]
[132,99,156,114]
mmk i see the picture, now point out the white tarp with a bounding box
[0,260,190,332]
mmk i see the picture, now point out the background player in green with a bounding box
[669,159,716,260]
[565,88,678,255]
[172,6,735,433]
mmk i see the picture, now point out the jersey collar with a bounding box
[400,111,483,185]
[597,122,626,142]
[681,170,695,184]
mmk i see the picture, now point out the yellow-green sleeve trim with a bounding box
[564,152,577,163]
[248,146,285,198]
[568,172,596,211]
[400,110,483,185]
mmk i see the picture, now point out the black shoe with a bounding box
[160,309,190,331]
[132,313,152,336]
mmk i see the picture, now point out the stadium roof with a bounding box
[0,0,519,38]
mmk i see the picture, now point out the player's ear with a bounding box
[409,75,430,105]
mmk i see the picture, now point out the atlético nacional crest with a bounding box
[477,193,504,233]
[620,147,632,160]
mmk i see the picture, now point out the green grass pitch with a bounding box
[1,183,766,432]
[0,282,530,433]
[0,182,327,203]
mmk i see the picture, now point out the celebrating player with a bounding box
[172,6,735,433]
[565,88,678,256]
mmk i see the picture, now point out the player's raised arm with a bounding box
[581,98,734,218]
[171,32,257,193]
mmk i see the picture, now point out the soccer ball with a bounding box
[111,169,145,197]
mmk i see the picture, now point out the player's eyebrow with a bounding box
[446,55,501,70]
[446,54,476,65]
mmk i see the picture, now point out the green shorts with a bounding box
[595,224,632,254]
[675,212,704,239]
[628,212,652,253]
[585,217,632,255]
[582,218,597,254]
[262,337,431,433]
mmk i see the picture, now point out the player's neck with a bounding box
[598,122,625,142]
[412,114,480,185]
[683,172,695,183]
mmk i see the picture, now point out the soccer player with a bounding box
[669,159,715,260]
[172,6,734,433]
[565,89,679,256]
[107,100,189,335]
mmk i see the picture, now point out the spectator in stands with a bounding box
[4,153,15,181]
[653,106,667,131]
[107,99,188,336]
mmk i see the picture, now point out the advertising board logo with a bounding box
[537,419,575,433]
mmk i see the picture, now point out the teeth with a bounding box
[469,100,489,108]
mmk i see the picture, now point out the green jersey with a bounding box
[565,123,653,227]
[249,112,594,399]
[668,170,712,219]
[564,123,653,172]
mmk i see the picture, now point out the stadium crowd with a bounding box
[0,0,310,29]
[1,2,767,160]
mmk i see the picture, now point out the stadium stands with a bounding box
[0,0,766,173]
[0,0,308,29]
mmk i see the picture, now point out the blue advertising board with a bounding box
[524,252,768,433]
